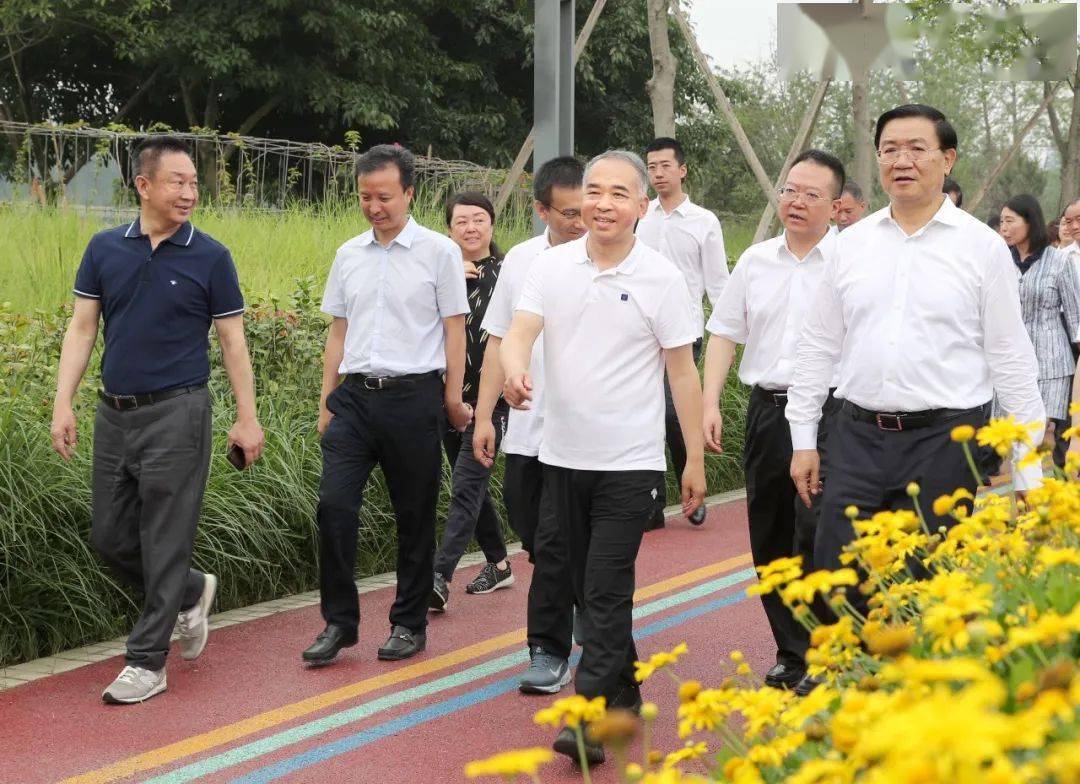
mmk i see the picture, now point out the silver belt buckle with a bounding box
[875,413,903,431]
[363,376,385,390]
[111,393,139,410]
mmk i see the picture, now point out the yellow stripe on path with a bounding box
[62,552,751,784]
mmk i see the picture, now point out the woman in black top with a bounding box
[431,192,513,609]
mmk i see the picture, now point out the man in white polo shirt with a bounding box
[501,150,706,765]
[303,144,472,666]
[637,137,728,528]
[703,149,845,697]
[473,156,586,695]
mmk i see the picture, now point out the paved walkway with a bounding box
[1,490,771,784]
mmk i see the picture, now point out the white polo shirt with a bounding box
[706,229,838,390]
[516,236,698,472]
[321,217,469,376]
[636,196,729,334]
[480,232,551,457]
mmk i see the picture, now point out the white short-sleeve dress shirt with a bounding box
[706,229,838,390]
[515,236,698,472]
[321,217,469,376]
[480,231,551,457]
[785,197,1045,489]
[636,196,729,335]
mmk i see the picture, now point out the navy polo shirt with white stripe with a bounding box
[73,218,245,395]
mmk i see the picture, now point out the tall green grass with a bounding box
[0,203,753,667]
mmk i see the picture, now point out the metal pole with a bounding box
[534,0,575,234]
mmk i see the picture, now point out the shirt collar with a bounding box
[123,218,196,247]
[875,194,962,231]
[573,235,642,275]
[358,216,419,248]
[650,195,690,217]
[778,227,835,263]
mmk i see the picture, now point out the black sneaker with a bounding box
[466,562,515,594]
[429,572,449,612]
[553,724,605,766]
[689,504,707,526]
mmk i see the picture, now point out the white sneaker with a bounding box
[177,573,217,661]
[102,665,167,704]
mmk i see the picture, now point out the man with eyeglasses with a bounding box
[637,137,728,529]
[788,105,1044,579]
[473,155,587,695]
[702,149,845,696]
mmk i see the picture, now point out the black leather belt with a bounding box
[844,400,985,432]
[751,386,788,407]
[98,384,205,411]
[345,370,441,391]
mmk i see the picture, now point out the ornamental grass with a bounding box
[468,421,1080,783]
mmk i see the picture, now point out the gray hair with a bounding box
[584,149,649,199]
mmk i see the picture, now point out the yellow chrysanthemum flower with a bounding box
[780,569,859,606]
[1036,545,1080,567]
[663,740,709,768]
[533,694,606,728]
[634,642,689,682]
[464,747,554,778]
[976,416,1037,457]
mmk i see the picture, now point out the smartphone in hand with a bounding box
[227,442,247,471]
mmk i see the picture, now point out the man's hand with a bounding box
[503,372,533,410]
[228,417,265,467]
[317,402,334,437]
[473,417,498,468]
[681,458,707,519]
[446,398,473,433]
[703,405,724,454]
[50,405,78,461]
[790,449,822,509]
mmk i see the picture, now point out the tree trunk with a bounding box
[851,67,874,196]
[645,0,676,137]
[1060,53,1080,212]
[1046,81,1067,160]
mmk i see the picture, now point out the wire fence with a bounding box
[0,121,533,216]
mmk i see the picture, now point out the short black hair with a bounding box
[644,137,685,167]
[790,149,846,198]
[943,176,963,208]
[987,213,1002,231]
[1048,219,1060,245]
[842,180,865,202]
[1003,193,1050,258]
[533,155,584,204]
[133,136,192,179]
[357,144,415,190]
[874,104,958,152]
[445,191,502,260]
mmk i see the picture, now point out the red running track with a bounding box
[0,495,774,784]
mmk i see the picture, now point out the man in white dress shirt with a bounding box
[637,137,728,528]
[788,105,1045,576]
[303,144,473,666]
[472,155,586,695]
[501,150,705,764]
[703,149,846,696]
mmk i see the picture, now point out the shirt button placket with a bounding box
[370,247,390,370]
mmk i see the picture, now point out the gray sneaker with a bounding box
[177,573,217,660]
[102,665,167,704]
[430,572,449,612]
[689,505,707,526]
[519,646,572,694]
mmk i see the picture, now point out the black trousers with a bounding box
[744,387,838,668]
[503,453,544,558]
[90,388,210,671]
[543,465,662,704]
[659,338,703,508]
[816,401,992,573]
[434,409,509,580]
[318,374,444,634]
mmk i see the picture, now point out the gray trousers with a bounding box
[91,388,211,671]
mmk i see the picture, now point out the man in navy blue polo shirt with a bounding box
[50,136,265,704]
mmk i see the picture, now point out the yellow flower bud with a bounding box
[736,663,751,676]
[1016,681,1037,701]
[647,750,664,765]
[844,505,859,519]
[950,424,975,442]
[624,763,644,781]
[729,650,744,663]
[640,702,659,721]
[906,482,920,497]
[678,680,702,703]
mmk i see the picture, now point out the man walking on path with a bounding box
[703,150,845,697]
[788,105,1045,574]
[501,150,706,764]
[304,144,472,666]
[473,156,586,695]
[51,136,265,704]
[637,137,728,529]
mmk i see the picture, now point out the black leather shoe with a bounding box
[377,625,426,661]
[794,673,823,696]
[644,505,666,531]
[764,662,806,689]
[609,684,643,714]
[301,624,357,665]
[553,725,605,766]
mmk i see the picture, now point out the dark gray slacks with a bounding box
[91,389,211,671]
[434,411,509,580]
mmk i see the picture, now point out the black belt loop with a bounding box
[98,384,205,411]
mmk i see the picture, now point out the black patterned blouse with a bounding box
[463,254,507,412]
